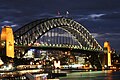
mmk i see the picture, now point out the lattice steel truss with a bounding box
[14,17,103,51]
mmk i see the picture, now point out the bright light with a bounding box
[0,58,4,66]
[104,65,107,68]
[54,61,61,69]
[69,64,84,68]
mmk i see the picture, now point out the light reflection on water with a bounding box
[60,70,120,80]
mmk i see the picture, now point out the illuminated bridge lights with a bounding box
[56,44,59,47]
[0,41,6,47]
[52,44,55,47]
[70,45,74,48]
[87,48,90,50]
[59,44,62,47]
[15,43,101,52]
[48,44,51,46]
[12,17,103,63]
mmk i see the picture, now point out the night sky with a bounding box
[0,0,120,51]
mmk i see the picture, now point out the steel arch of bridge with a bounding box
[14,17,103,51]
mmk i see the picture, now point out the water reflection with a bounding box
[60,70,120,80]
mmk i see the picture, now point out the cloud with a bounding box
[0,20,18,28]
[1,21,12,24]
[92,33,120,41]
[100,12,120,19]
[105,33,120,36]
[75,13,106,21]
[0,8,21,13]
[1,20,13,25]
[34,13,55,19]
[0,20,13,27]
[88,14,105,19]
[1,24,18,28]
[91,33,103,38]
[74,12,120,22]
[11,24,18,27]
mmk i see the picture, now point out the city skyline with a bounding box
[0,0,120,51]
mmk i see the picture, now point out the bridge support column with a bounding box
[0,26,14,58]
[104,41,112,67]
[87,52,102,70]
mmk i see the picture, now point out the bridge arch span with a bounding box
[14,17,103,51]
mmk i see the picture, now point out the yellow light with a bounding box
[0,26,14,58]
[104,41,111,52]
[104,41,111,66]
[108,52,111,66]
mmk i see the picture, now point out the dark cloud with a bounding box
[100,12,120,19]
[1,0,120,11]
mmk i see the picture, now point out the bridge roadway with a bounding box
[15,44,103,53]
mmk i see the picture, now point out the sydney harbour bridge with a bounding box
[0,17,115,71]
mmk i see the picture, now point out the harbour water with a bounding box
[59,70,120,80]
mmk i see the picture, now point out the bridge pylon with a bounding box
[104,41,112,67]
[0,26,14,58]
